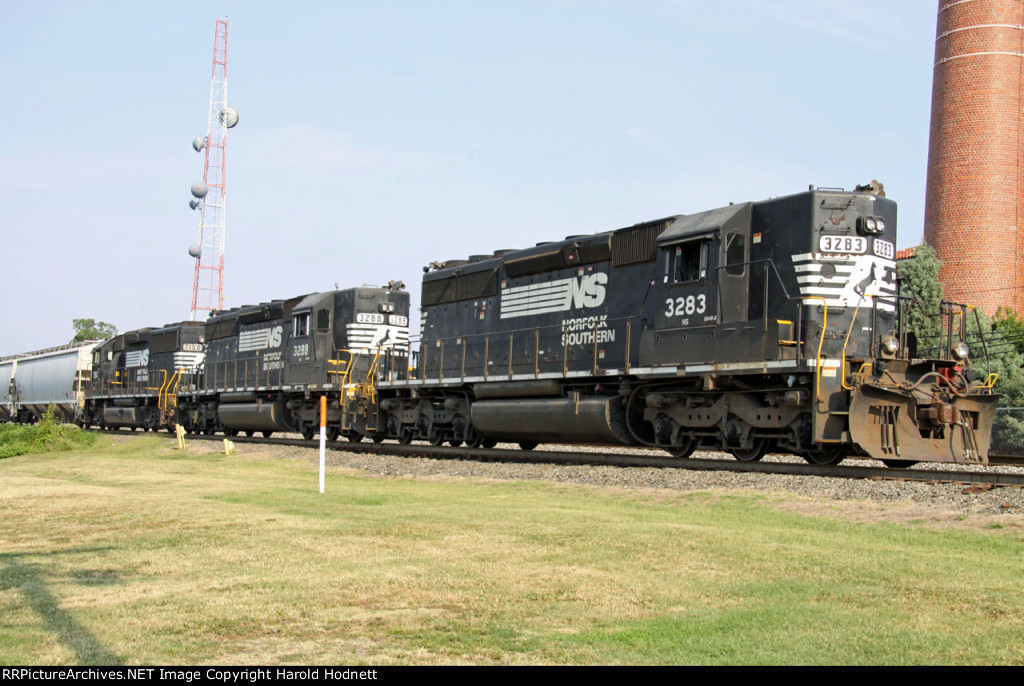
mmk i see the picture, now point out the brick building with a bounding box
[924,0,1024,315]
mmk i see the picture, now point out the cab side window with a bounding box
[293,313,310,337]
[665,241,709,283]
[316,309,330,333]
[725,232,746,276]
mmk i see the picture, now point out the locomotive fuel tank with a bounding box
[471,396,634,445]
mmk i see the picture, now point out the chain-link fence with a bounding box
[991,407,1024,458]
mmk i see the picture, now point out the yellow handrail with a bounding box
[803,297,829,403]
[156,370,170,410]
[976,373,999,390]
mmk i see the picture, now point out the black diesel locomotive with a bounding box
[82,321,205,431]
[173,284,410,441]
[17,185,998,467]
[373,186,998,466]
[77,285,411,440]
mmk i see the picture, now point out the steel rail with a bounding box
[97,430,1024,489]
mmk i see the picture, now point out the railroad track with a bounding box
[105,429,1024,490]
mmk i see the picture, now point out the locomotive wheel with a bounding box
[481,439,498,449]
[803,449,845,466]
[881,459,919,469]
[398,431,413,445]
[428,432,444,446]
[327,426,339,442]
[667,437,697,459]
[203,426,216,436]
[466,435,484,448]
[518,441,538,451]
[262,431,273,438]
[301,425,315,441]
[245,431,255,437]
[449,439,463,447]
[347,432,363,443]
[373,436,385,443]
[730,438,767,462]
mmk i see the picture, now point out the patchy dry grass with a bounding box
[1,435,1023,665]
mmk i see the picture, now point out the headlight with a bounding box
[952,342,969,360]
[858,216,886,236]
[882,335,900,354]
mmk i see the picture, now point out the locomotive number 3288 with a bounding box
[665,294,707,318]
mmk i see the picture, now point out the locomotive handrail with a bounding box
[327,347,390,403]
[155,370,169,410]
[977,373,999,390]
[801,296,829,404]
[416,314,641,383]
[840,299,865,391]
[965,304,992,380]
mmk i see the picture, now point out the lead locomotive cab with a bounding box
[645,201,755,366]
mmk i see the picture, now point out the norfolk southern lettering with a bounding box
[561,315,615,346]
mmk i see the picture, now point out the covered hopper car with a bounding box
[0,342,98,424]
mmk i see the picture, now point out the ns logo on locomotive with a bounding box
[0,185,999,467]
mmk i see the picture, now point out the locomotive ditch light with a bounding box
[952,342,969,360]
[881,334,900,355]
[857,216,886,236]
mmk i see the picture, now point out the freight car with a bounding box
[174,284,410,440]
[0,358,15,422]
[0,342,99,424]
[81,321,205,431]
[368,185,999,466]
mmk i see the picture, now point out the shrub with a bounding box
[0,406,95,458]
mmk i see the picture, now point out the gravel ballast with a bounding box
[238,440,1024,527]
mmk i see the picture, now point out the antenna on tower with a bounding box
[187,16,239,321]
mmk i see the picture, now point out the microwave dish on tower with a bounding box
[186,16,238,321]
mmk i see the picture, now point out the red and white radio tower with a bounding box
[188,17,238,321]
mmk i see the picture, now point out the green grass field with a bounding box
[1,434,1022,665]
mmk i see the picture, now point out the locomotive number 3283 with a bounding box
[665,294,707,318]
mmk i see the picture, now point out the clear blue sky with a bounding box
[0,0,939,355]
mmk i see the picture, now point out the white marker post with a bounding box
[319,395,327,494]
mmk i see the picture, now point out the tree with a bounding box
[71,318,116,343]
[984,308,1024,453]
[899,248,1024,452]
[896,244,944,357]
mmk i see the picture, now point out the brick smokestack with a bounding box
[924,0,1024,315]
